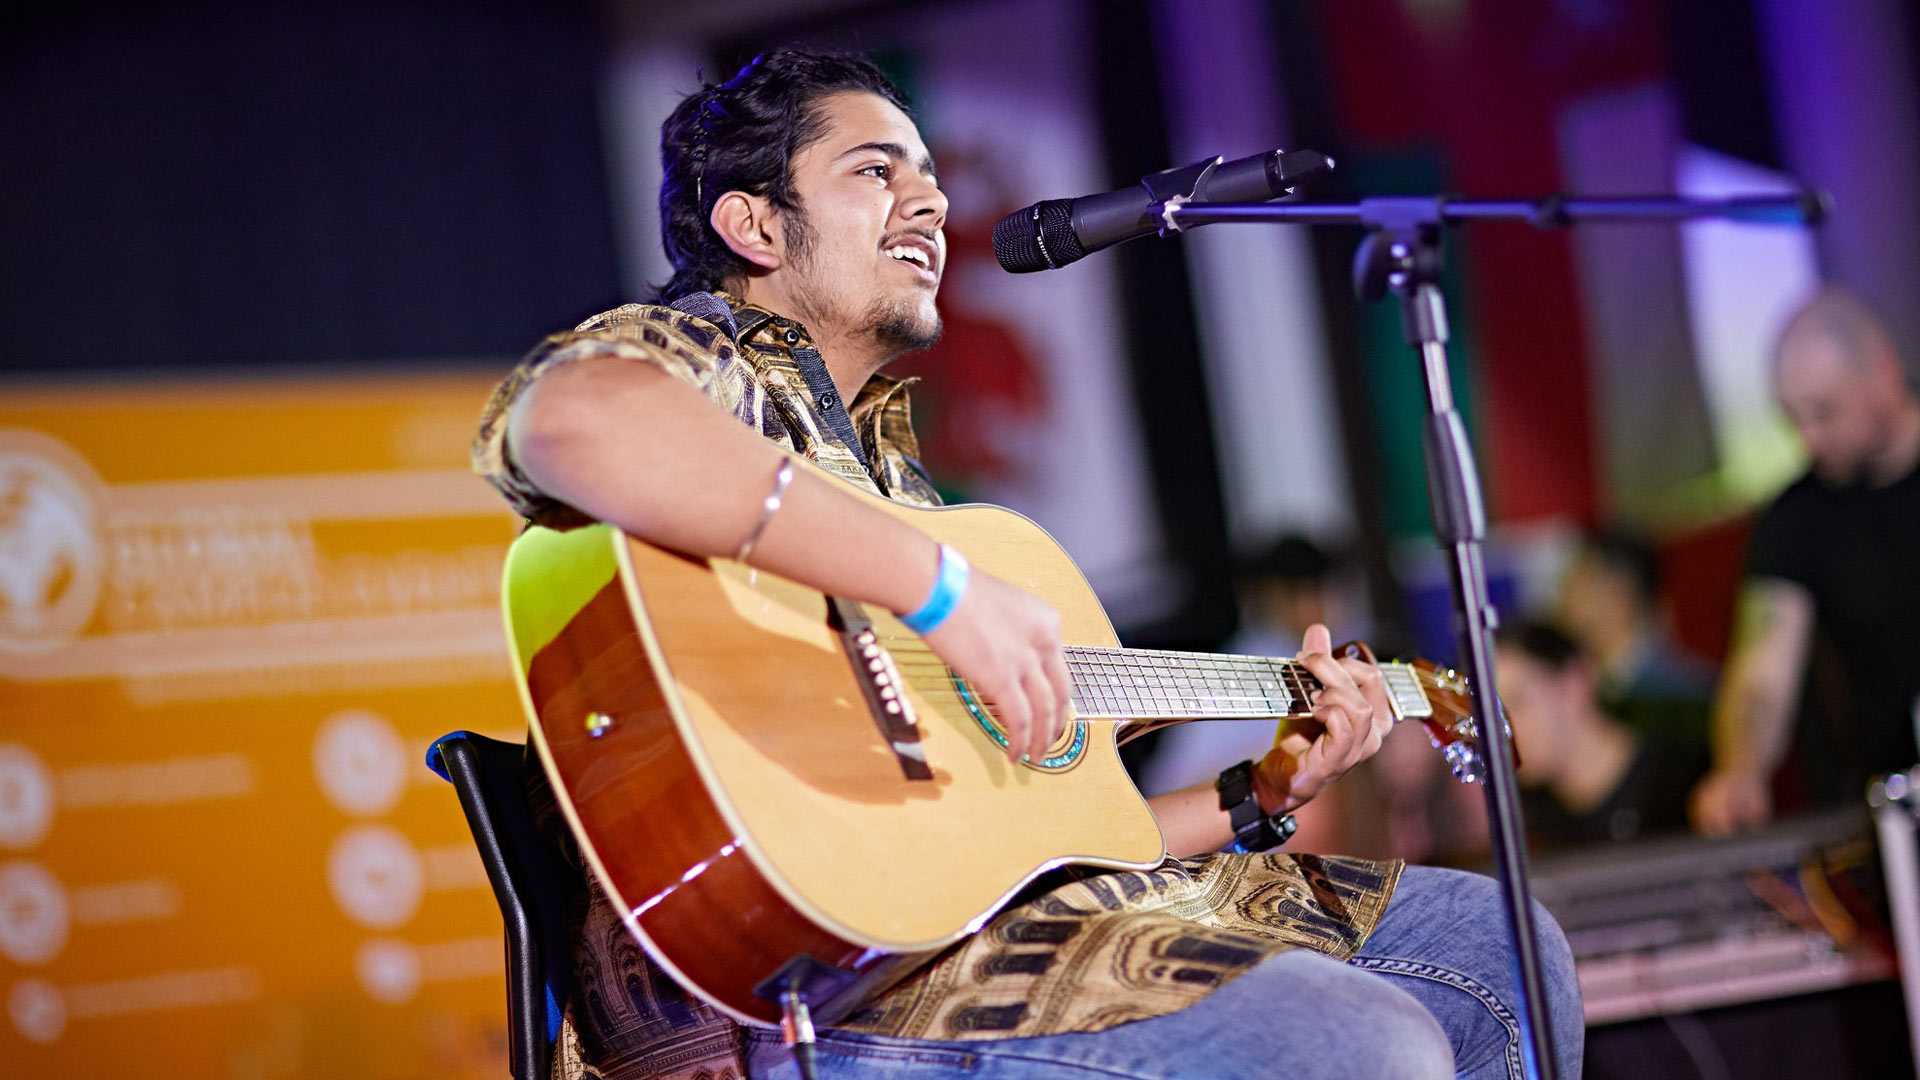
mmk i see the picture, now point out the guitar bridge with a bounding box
[828,596,933,781]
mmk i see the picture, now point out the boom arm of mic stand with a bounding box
[1159,191,1830,231]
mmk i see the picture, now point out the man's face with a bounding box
[1775,336,1891,486]
[775,90,947,356]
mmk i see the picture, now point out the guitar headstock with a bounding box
[1334,642,1518,785]
[1399,659,1520,785]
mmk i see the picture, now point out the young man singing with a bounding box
[473,49,1581,1080]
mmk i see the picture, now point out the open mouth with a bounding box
[883,238,939,282]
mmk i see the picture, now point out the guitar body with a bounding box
[501,493,1167,1027]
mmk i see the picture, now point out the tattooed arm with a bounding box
[1690,578,1815,835]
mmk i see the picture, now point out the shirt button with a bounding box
[783,329,801,345]
[819,391,837,407]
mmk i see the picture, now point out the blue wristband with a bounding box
[899,543,969,634]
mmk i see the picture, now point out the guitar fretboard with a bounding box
[1063,645,1432,721]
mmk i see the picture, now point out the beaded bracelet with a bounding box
[899,543,969,635]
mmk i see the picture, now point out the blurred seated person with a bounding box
[1497,620,1708,849]
[1558,528,1715,756]
[1137,534,1345,797]
[1232,534,1344,658]
[1693,288,1920,834]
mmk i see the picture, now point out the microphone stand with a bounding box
[1160,188,1827,1080]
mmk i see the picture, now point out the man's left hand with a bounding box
[1251,624,1397,814]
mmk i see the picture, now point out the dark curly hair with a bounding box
[655,49,912,303]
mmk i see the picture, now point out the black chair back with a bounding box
[428,731,574,1080]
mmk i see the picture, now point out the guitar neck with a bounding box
[1064,645,1434,722]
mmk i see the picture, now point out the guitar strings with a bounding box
[874,638,1446,745]
[881,639,1324,718]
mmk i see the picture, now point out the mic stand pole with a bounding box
[1358,200,1556,1080]
[1160,189,1824,1080]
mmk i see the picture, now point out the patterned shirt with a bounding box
[473,290,938,529]
[473,292,1402,1080]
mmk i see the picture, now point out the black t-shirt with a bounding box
[1523,733,1706,850]
[1746,459,1920,793]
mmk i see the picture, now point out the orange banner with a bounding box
[1,371,526,1077]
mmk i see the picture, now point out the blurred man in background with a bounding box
[1693,288,1920,834]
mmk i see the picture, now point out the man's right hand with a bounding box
[920,568,1073,768]
[1691,767,1772,836]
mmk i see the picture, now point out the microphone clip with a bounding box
[1141,156,1224,237]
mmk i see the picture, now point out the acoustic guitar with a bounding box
[500,471,1487,1028]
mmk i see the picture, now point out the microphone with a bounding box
[992,149,1332,273]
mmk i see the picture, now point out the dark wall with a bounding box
[0,1,625,372]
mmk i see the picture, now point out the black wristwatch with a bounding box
[1216,759,1298,853]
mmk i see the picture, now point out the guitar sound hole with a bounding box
[951,676,1088,772]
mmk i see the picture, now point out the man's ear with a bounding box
[710,192,783,272]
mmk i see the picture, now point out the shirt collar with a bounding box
[714,291,815,351]
[711,289,912,423]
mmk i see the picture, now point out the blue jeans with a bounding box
[747,866,1584,1079]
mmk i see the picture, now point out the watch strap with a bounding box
[1221,757,1297,849]
[1215,760,1296,853]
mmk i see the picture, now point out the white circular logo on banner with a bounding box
[8,979,65,1044]
[355,938,423,1004]
[0,745,53,850]
[0,431,104,656]
[327,825,424,930]
[314,710,408,818]
[0,861,68,966]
